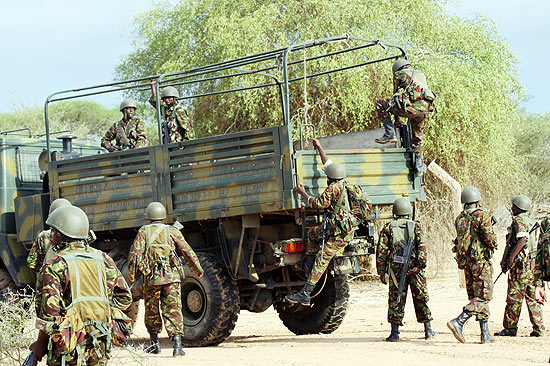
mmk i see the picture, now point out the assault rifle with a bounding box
[22,351,34,366]
[395,220,415,301]
[495,221,540,284]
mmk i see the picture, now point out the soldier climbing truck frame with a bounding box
[1,35,425,346]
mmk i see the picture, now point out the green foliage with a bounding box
[0,293,36,366]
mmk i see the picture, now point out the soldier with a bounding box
[494,195,544,337]
[149,82,194,143]
[534,215,550,304]
[26,198,71,272]
[377,198,434,342]
[127,202,204,356]
[29,205,132,366]
[447,187,498,344]
[374,59,435,175]
[285,139,368,306]
[101,98,148,152]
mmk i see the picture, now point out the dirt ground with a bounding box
[112,270,550,366]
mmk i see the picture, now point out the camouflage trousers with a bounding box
[502,261,544,333]
[376,98,433,154]
[306,225,347,285]
[463,260,493,321]
[143,281,184,338]
[387,267,432,325]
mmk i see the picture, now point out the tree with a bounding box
[117,0,525,194]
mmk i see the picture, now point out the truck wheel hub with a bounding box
[187,290,203,313]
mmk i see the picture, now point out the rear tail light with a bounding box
[278,239,305,253]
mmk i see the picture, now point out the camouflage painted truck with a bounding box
[6,35,425,346]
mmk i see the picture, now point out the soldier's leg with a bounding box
[143,284,164,335]
[387,270,408,326]
[525,282,545,336]
[497,270,523,335]
[409,270,433,323]
[375,98,397,144]
[160,282,184,338]
[308,238,346,285]
[464,261,493,321]
[464,267,475,301]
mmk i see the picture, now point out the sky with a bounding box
[1,0,549,115]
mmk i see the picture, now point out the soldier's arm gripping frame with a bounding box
[396,220,415,301]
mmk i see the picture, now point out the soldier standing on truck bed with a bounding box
[101,98,148,152]
[128,202,204,357]
[377,198,435,342]
[285,139,367,306]
[29,205,132,366]
[447,187,497,344]
[494,195,545,337]
[149,81,194,143]
[374,58,435,176]
[26,198,71,273]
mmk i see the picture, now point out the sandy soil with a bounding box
[112,270,550,366]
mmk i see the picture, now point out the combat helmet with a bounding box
[145,202,167,220]
[46,206,89,240]
[119,98,137,111]
[325,162,346,180]
[48,198,71,216]
[392,59,411,74]
[461,186,482,204]
[393,197,412,216]
[161,86,179,99]
[511,195,531,212]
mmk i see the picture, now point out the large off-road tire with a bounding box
[0,268,18,301]
[181,252,239,347]
[275,273,349,335]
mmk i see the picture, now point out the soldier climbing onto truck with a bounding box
[286,138,371,306]
[101,98,148,152]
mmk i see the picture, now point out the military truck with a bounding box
[3,35,425,346]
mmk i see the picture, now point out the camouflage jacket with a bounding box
[150,98,194,143]
[376,219,426,276]
[392,67,433,111]
[128,222,204,286]
[101,117,148,152]
[27,229,51,272]
[308,180,362,239]
[534,216,550,286]
[501,212,532,268]
[453,205,497,265]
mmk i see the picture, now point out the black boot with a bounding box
[494,328,517,337]
[414,152,426,176]
[285,282,315,306]
[375,118,397,144]
[145,333,161,354]
[447,310,472,343]
[424,321,435,340]
[172,334,185,357]
[386,323,400,342]
[479,320,495,344]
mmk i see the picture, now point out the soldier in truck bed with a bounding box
[101,98,148,152]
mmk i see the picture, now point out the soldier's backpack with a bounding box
[454,208,483,269]
[343,181,372,222]
[144,224,183,280]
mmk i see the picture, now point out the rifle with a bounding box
[495,221,541,284]
[395,220,415,301]
[320,211,328,255]
[22,351,34,366]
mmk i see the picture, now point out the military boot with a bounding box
[285,282,315,306]
[172,334,185,357]
[145,333,161,354]
[447,310,472,343]
[424,321,435,340]
[494,328,517,337]
[375,118,397,144]
[479,320,495,344]
[386,323,400,342]
[414,152,426,176]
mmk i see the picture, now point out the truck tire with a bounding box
[0,268,18,301]
[182,252,239,347]
[275,273,349,335]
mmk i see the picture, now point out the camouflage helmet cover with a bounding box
[325,162,346,180]
[145,201,167,220]
[392,58,411,74]
[393,197,412,216]
[46,205,89,239]
[119,98,137,111]
[161,86,179,99]
[48,198,71,215]
[511,194,531,212]
[461,186,482,204]
[38,149,49,171]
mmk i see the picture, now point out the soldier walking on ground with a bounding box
[374,59,435,175]
[29,205,132,366]
[494,195,544,337]
[149,81,194,143]
[128,202,204,357]
[286,139,369,306]
[377,198,435,342]
[534,215,550,305]
[447,187,498,344]
[101,98,148,152]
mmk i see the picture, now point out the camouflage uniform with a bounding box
[452,205,498,321]
[35,241,132,366]
[128,223,203,338]
[150,99,194,143]
[534,216,550,287]
[376,220,432,325]
[101,117,148,152]
[27,229,52,272]
[500,212,544,335]
[376,67,434,153]
[306,180,364,284]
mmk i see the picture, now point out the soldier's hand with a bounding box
[295,184,306,196]
[379,274,387,285]
[312,138,321,150]
[406,267,420,277]
[536,286,547,305]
